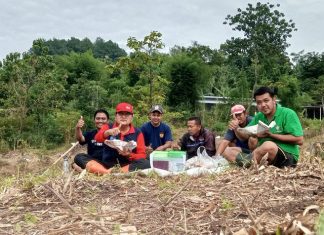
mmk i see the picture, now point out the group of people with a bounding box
[73,86,304,174]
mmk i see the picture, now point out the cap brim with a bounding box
[230,111,244,116]
[151,109,162,113]
[117,110,133,114]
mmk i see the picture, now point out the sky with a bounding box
[0,0,323,61]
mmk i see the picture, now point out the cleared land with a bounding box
[0,135,323,234]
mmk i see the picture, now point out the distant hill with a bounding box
[29,37,127,61]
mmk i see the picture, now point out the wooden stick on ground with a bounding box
[43,184,76,213]
[236,193,262,231]
[43,184,109,234]
[184,206,188,234]
[162,181,191,208]
[42,142,79,175]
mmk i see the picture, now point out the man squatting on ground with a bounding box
[140,104,173,156]
[236,87,304,168]
[216,104,257,162]
[73,109,109,172]
[175,116,216,159]
[92,102,150,174]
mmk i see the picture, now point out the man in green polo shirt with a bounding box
[237,86,303,168]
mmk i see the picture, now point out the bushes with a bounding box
[0,111,81,150]
[301,118,324,138]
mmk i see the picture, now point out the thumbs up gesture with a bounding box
[111,123,122,136]
[105,123,121,137]
[76,116,85,129]
[228,114,239,130]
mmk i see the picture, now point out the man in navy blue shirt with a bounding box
[73,109,109,172]
[140,105,173,155]
[216,105,256,162]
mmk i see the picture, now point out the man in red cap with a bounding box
[83,102,149,174]
[216,104,256,162]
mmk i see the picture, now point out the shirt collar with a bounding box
[273,103,282,118]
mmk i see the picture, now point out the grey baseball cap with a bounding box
[150,104,163,114]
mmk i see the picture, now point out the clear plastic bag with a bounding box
[185,146,229,169]
[139,147,229,178]
[104,139,137,151]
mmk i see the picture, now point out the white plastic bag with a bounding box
[185,146,229,169]
[104,139,137,152]
[139,147,229,177]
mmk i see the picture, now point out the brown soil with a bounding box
[0,137,323,234]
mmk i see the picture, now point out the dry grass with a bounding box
[0,136,323,234]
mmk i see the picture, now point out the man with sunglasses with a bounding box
[216,105,256,162]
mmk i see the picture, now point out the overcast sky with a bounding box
[0,0,323,60]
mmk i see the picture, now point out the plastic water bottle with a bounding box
[63,156,69,175]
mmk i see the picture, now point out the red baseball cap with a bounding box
[231,104,245,115]
[116,102,133,114]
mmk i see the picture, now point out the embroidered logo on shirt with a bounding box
[274,125,283,133]
[159,132,164,138]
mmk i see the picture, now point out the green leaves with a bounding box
[165,53,210,111]
[224,2,296,55]
[222,2,296,92]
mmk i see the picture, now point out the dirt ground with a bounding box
[0,135,323,234]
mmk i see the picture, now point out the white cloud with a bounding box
[0,0,323,60]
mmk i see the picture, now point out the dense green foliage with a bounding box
[0,2,323,151]
[36,37,127,61]
[222,2,295,98]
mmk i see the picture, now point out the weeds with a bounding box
[220,197,234,211]
[24,212,39,225]
[113,223,121,234]
[316,210,324,235]
[0,175,16,192]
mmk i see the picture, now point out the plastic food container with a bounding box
[150,151,186,172]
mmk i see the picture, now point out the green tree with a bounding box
[66,37,84,53]
[70,80,109,116]
[273,75,301,111]
[292,52,324,105]
[126,31,165,106]
[222,2,296,92]
[0,40,67,148]
[93,37,127,61]
[165,53,210,111]
[170,41,224,65]
[45,38,68,55]
[56,51,106,86]
[55,51,108,116]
